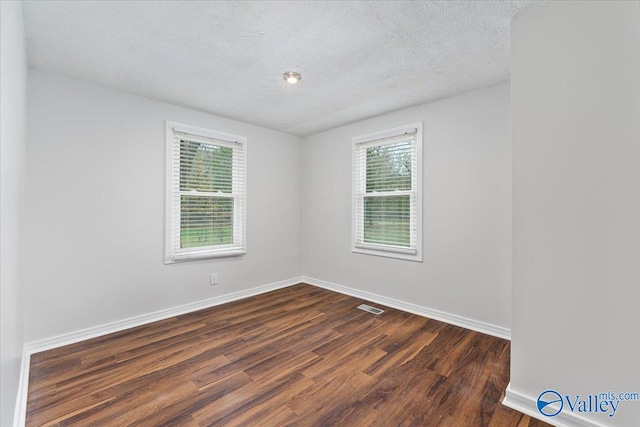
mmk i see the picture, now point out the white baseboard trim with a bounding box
[13,276,303,427]
[301,276,510,340]
[13,349,31,427]
[503,383,611,427]
[25,276,303,354]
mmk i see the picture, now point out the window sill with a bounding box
[352,246,422,262]
[165,248,246,264]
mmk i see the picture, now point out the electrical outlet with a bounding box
[210,273,218,286]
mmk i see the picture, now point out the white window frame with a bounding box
[165,121,247,263]
[352,122,423,262]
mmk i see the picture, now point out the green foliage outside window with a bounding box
[179,140,234,248]
[364,143,412,247]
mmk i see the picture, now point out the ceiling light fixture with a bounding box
[283,71,301,84]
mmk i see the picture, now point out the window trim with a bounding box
[165,121,247,264]
[351,122,423,262]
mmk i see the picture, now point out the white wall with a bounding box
[301,83,512,331]
[24,70,302,342]
[0,2,27,425]
[510,1,640,426]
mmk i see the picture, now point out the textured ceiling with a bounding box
[23,1,546,136]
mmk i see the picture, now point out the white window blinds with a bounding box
[165,122,246,263]
[353,123,422,261]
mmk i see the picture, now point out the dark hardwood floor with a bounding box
[27,284,549,426]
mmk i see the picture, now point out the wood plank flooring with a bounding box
[27,284,549,426]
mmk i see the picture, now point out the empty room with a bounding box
[1,1,638,426]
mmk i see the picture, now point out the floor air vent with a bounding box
[357,304,384,315]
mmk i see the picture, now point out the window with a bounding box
[352,123,422,261]
[165,121,246,263]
